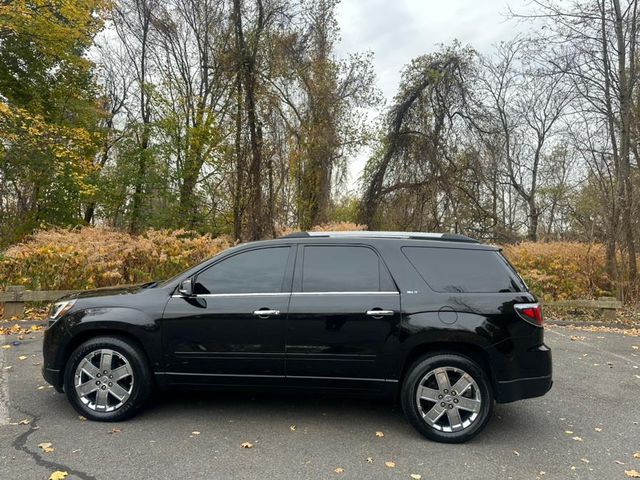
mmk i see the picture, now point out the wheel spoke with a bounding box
[108,382,130,401]
[95,388,109,410]
[79,359,99,378]
[111,365,131,382]
[446,407,462,429]
[455,396,481,413]
[99,350,113,372]
[76,380,98,397]
[423,403,446,423]
[434,369,451,391]
[451,374,472,395]
[417,386,441,402]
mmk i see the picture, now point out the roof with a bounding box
[279,231,479,244]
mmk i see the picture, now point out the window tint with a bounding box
[402,247,524,293]
[302,246,390,292]
[194,247,290,294]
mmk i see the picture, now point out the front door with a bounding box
[286,244,401,391]
[161,246,294,386]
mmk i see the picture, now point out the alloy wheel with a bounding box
[415,366,482,433]
[74,348,134,412]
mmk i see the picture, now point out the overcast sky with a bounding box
[335,0,533,186]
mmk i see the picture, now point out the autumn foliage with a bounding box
[0,227,614,301]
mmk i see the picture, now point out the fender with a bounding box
[56,306,163,371]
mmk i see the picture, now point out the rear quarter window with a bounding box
[402,246,525,293]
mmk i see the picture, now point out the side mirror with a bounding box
[178,279,194,296]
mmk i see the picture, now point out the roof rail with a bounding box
[279,231,479,243]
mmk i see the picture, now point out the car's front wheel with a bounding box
[63,336,152,421]
[401,353,494,443]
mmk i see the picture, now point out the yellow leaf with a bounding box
[49,472,68,480]
[18,355,28,360]
[410,475,422,479]
[635,452,640,459]
[385,461,396,468]
[626,470,640,478]
[191,431,200,435]
[240,442,253,449]
[289,425,296,431]
[334,467,345,474]
[38,442,54,453]
[366,457,374,464]
[375,431,384,437]
[572,436,583,442]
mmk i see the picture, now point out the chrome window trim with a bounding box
[306,231,444,239]
[292,291,399,296]
[171,292,290,298]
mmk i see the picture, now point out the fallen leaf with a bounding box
[564,430,574,435]
[626,470,640,478]
[71,449,81,454]
[191,431,200,435]
[366,457,374,464]
[37,386,46,390]
[572,436,584,442]
[240,442,253,449]
[633,346,639,350]
[570,335,586,341]
[635,452,640,459]
[334,467,345,474]
[17,418,30,425]
[616,460,626,465]
[109,428,121,434]
[1,345,11,349]
[375,431,384,437]
[38,442,54,453]
[581,458,590,464]
[78,416,86,421]
[595,427,602,432]
[410,475,422,479]
[48,471,68,480]
[385,461,396,468]
[18,355,27,360]
[290,425,296,431]
[4,366,12,370]
[513,450,520,456]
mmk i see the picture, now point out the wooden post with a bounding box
[2,285,26,320]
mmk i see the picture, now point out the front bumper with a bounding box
[42,366,64,393]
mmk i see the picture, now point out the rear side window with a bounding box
[302,245,394,292]
[402,247,525,293]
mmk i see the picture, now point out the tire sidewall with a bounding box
[64,336,151,421]
[401,353,494,443]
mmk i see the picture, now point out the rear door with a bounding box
[285,244,400,391]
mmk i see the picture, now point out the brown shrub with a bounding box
[502,242,612,301]
[0,227,232,290]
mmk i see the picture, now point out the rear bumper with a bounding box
[495,374,552,403]
[492,342,553,403]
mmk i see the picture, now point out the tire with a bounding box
[63,336,152,421]
[401,353,494,443]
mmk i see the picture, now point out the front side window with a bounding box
[302,245,391,292]
[194,247,290,294]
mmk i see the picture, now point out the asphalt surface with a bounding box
[0,326,639,480]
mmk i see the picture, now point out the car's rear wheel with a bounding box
[64,336,152,421]
[401,353,493,443]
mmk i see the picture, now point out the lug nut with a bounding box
[440,402,446,407]
[109,375,113,379]
[448,404,453,409]
[96,373,101,377]
[454,399,459,404]
[101,385,106,390]
[438,395,443,399]
[96,381,100,385]
[452,391,457,396]
[443,389,448,394]
[108,382,113,387]
[103,370,108,374]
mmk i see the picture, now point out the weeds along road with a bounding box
[0,326,639,480]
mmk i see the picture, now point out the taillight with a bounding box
[514,303,543,326]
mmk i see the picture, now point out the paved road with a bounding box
[0,326,639,480]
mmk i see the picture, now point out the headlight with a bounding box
[48,300,76,323]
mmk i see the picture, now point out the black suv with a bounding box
[42,231,552,443]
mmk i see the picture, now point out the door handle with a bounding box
[366,309,395,317]
[253,309,280,317]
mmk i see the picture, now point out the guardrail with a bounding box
[0,285,76,320]
[0,286,624,321]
